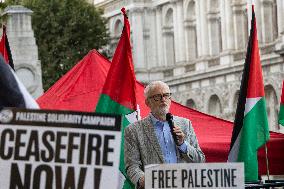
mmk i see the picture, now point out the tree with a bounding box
[2,0,109,91]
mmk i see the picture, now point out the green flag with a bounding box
[228,6,270,182]
[279,81,284,126]
[95,8,138,189]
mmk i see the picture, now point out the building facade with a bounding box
[94,0,284,133]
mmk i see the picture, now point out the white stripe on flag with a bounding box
[9,66,39,109]
[244,97,261,116]
[228,128,242,162]
[117,171,126,189]
[125,104,141,123]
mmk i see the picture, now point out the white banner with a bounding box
[145,163,244,189]
[0,108,122,189]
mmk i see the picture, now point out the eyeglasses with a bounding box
[149,93,172,101]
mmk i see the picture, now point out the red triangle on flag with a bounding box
[246,6,265,99]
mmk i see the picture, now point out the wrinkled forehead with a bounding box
[148,83,170,96]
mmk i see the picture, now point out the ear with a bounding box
[145,98,150,107]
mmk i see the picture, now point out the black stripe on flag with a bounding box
[229,9,256,152]
[0,55,31,109]
[0,25,14,70]
[4,28,14,70]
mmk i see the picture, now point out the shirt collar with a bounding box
[150,112,167,125]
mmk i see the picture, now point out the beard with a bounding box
[152,105,169,120]
[157,106,169,115]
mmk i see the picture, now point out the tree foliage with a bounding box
[3,0,109,91]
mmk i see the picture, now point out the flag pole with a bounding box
[135,104,140,121]
[265,143,270,180]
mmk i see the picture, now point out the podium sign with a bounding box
[145,163,244,189]
[0,108,122,189]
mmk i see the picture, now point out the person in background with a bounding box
[124,81,205,189]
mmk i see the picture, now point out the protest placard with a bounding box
[0,108,122,189]
[145,163,244,189]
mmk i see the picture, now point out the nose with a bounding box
[161,95,169,101]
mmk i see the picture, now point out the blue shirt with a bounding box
[150,113,187,163]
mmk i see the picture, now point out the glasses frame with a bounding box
[148,93,172,101]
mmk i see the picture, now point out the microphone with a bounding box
[166,113,178,145]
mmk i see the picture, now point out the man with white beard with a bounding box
[124,81,205,189]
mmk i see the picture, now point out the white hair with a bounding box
[144,81,170,98]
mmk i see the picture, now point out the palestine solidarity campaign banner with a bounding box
[0,108,122,189]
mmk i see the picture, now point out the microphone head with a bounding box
[166,113,173,121]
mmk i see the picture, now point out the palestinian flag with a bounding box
[0,25,14,70]
[95,8,138,189]
[228,6,270,182]
[279,81,284,126]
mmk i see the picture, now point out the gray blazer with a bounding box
[124,115,205,187]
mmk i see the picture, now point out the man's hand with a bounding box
[173,125,185,145]
[138,176,145,189]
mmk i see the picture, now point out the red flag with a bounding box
[99,7,137,110]
[228,5,269,182]
[0,25,14,69]
[95,8,137,189]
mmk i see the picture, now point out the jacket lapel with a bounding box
[143,116,164,162]
[173,116,184,162]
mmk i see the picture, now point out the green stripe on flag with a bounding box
[238,97,269,182]
[96,94,134,115]
[96,94,135,188]
[279,104,284,126]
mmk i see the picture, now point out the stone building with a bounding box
[1,6,43,98]
[93,0,284,133]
